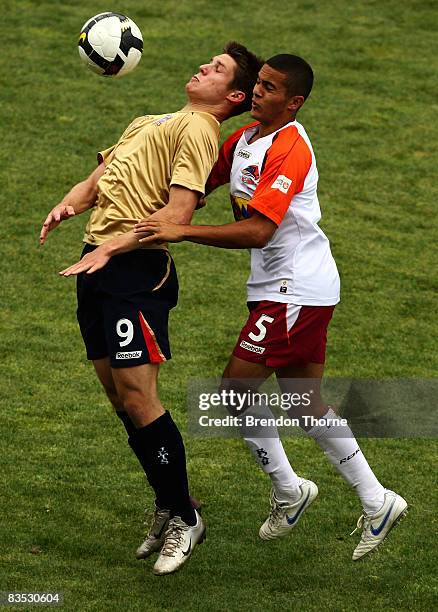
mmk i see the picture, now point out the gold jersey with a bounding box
[83,111,220,245]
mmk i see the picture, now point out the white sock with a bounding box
[307,408,385,514]
[241,405,301,503]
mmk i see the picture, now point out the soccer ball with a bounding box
[78,12,143,77]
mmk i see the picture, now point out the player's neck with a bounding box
[180,102,226,123]
[251,115,296,143]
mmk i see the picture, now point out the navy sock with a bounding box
[130,411,196,526]
[116,411,136,436]
[116,411,165,508]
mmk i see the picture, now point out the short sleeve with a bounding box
[170,115,219,195]
[97,145,116,165]
[249,126,313,226]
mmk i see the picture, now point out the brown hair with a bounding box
[224,41,264,117]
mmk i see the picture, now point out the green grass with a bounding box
[1,0,437,610]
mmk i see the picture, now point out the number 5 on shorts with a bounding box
[248,314,274,342]
[116,318,134,347]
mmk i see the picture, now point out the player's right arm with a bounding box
[39,162,105,245]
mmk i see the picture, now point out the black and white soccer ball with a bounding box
[78,12,143,77]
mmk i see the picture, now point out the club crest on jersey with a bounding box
[271,174,292,194]
[241,165,260,187]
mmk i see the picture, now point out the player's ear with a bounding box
[287,95,305,113]
[227,90,246,105]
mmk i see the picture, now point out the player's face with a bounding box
[186,54,238,103]
[251,64,297,125]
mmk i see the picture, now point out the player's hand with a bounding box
[40,204,75,245]
[59,244,111,277]
[134,219,186,244]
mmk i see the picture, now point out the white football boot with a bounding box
[259,479,318,541]
[136,506,170,559]
[153,510,205,575]
[351,490,408,561]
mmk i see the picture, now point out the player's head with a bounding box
[223,42,265,116]
[186,42,263,119]
[251,54,314,124]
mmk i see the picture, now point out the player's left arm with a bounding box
[148,185,199,224]
[134,210,277,249]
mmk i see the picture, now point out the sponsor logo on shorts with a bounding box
[115,351,143,360]
[239,340,265,354]
[271,174,292,194]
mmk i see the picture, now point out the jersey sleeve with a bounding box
[97,145,116,165]
[170,115,219,195]
[249,126,313,226]
[205,122,258,194]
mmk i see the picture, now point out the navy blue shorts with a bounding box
[76,244,178,368]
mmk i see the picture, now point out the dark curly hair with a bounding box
[224,41,264,116]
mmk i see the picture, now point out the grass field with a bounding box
[1,0,437,610]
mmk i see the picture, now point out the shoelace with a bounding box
[160,519,188,557]
[350,515,364,536]
[268,498,285,527]
[350,514,373,539]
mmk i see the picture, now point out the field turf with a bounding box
[1,0,437,610]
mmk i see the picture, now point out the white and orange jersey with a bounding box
[206,120,340,306]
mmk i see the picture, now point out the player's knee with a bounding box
[117,387,156,413]
[119,391,141,413]
[102,385,123,411]
[120,393,164,427]
[219,378,254,417]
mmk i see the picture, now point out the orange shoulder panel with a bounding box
[250,125,313,226]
